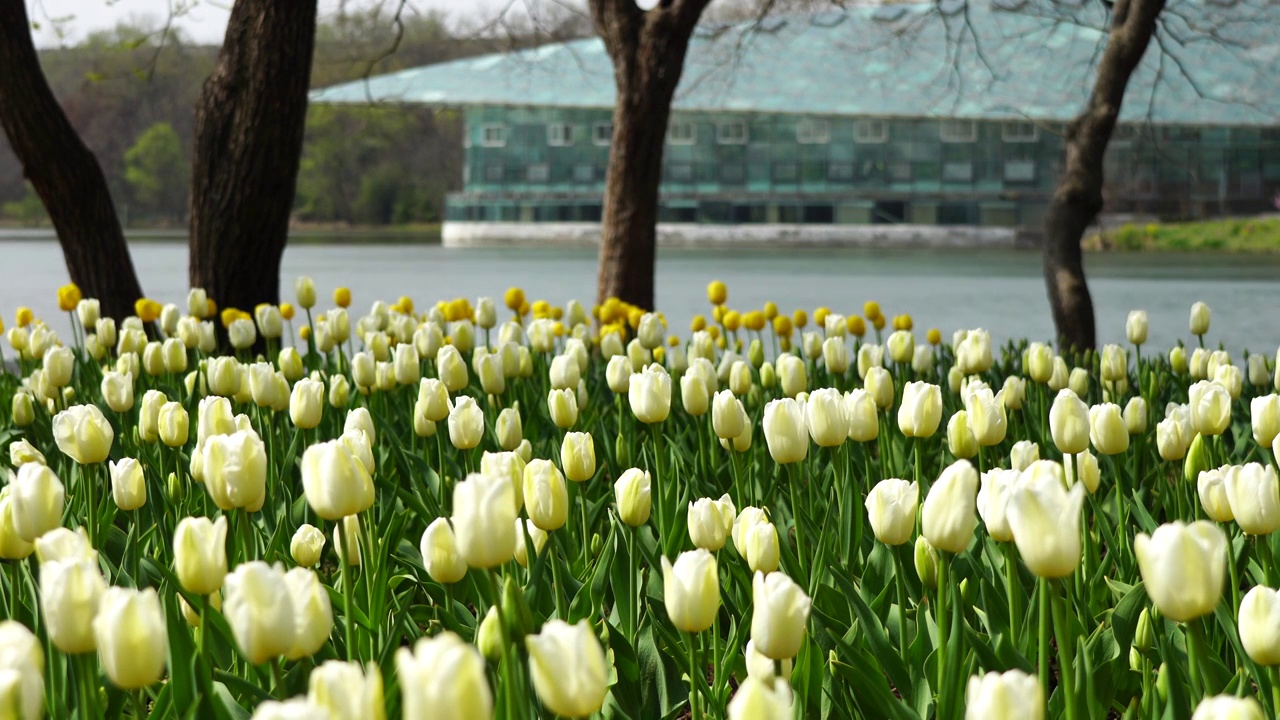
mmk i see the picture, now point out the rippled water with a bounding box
[2,235,1277,355]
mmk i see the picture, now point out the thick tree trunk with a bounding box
[189,0,318,314]
[1043,0,1165,351]
[591,0,712,310]
[0,2,144,320]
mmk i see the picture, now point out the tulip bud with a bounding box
[300,438,375,521]
[947,410,978,460]
[94,586,168,689]
[1063,450,1100,494]
[9,463,64,543]
[751,571,811,660]
[512,517,548,569]
[898,381,942,438]
[282,567,333,660]
[1193,696,1265,720]
[1122,396,1148,435]
[1189,347,1210,380]
[606,468,652,528]
[856,344,883,380]
[1249,353,1269,387]
[1100,344,1127,383]
[107,458,146,511]
[1190,301,1211,336]
[202,430,267,512]
[763,398,807,465]
[291,277,315,309]
[678,374,709,418]
[52,404,114,464]
[8,438,45,467]
[40,557,106,653]
[453,473,517,569]
[547,387,579,430]
[822,337,850,375]
[759,361,776,389]
[915,537,938,589]
[1222,463,1280,535]
[629,365,672,424]
[477,606,504,662]
[0,620,44,720]
[222,561,297,664]
[11,392,34,427]
[860,367,892,411]
[307,660,384,720]
[512,460,563,534]
[447,395,485,450]
[1088,403,1130,455]
[1188,380,1231,436]
[397,631,493,720]
[525,619,608,718]
[1047,356,1069,391]
[1239,586,1280,666]
[291,524,325,568]
[688,494,736,552]
[1007,462,1085,578]
[558,431,596,482]
[886,330,914,365]
[728,677,793,719]
[1125,310,1148,345]
[964,670,1043,720]
[805,387,848,447]
[922,459,979,553]
[955,329,992,375]
[662,550,720,633]
[1135,521,1226,622]
[332,515,363,566]
[865,478,919,546]
[1165,345,1187,375]
[1048,389,1090,455]
[174,515,229,595]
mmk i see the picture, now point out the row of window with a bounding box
[467,159,1041,185]
[476,118,1041,148]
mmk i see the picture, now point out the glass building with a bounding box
[313,1,1280,242]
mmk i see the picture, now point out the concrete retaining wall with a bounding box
[442,221,1022,249]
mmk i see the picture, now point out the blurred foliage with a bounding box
[1087,217,1280,252]
[0,6,588,228]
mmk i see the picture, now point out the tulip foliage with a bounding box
[2,284,1280,720]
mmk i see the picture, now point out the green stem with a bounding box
[1270,665,1280,718]
[1003,542,1020,649]
[86,463,98,548]
[335,518,356,661]
[6,561,17,622]
[133,688,148,718]
[892,545,910,663]
[1186,618,1205,703]
[1052,579,1079,720]
[787,462,808,584]
[650,423,667,556]
[1038,577,1050,694]
[937,551,950,691]
[628,526,639,640]
[1227,530,1242,622]
[687,631,701,720]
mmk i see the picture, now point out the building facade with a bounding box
[314,2,1280,244]
[453,107,1280,229]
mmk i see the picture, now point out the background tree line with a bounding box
[0,7,587,228]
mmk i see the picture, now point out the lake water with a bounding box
[1,235,1277,356]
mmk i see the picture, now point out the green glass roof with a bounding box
[311,0,1280,125]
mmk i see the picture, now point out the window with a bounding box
[717,121,748,144]
[483,164,505,182]
[940,120,977,143]
[772,162,799,182]
[1004,160,1036,182]
[942,162,973,181]
[720,164,745,184]
[827,163,855,181]
[572,164,596,182]
[796,118,830,144]
[480,124,507,147]
[1002,122,1038,143]
[592,122,613,146]
[667,163,694,182]
[547,123,574,147]
[854,119,889,144]
[526,164,550,182]
[668,121,696,145]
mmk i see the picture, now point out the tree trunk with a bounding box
[189,0,318,314]
[591,0,712,310]
[1043,0,1165,352]
[0,2,144,320]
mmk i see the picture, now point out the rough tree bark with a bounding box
[0,2,145,320]
[190,0,318,314]
[591,0,714,310]
[1043,0,1165,351]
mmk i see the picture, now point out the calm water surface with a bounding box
[2,237,1277,355]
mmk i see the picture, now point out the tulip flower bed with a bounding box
[1,280,1278,720]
